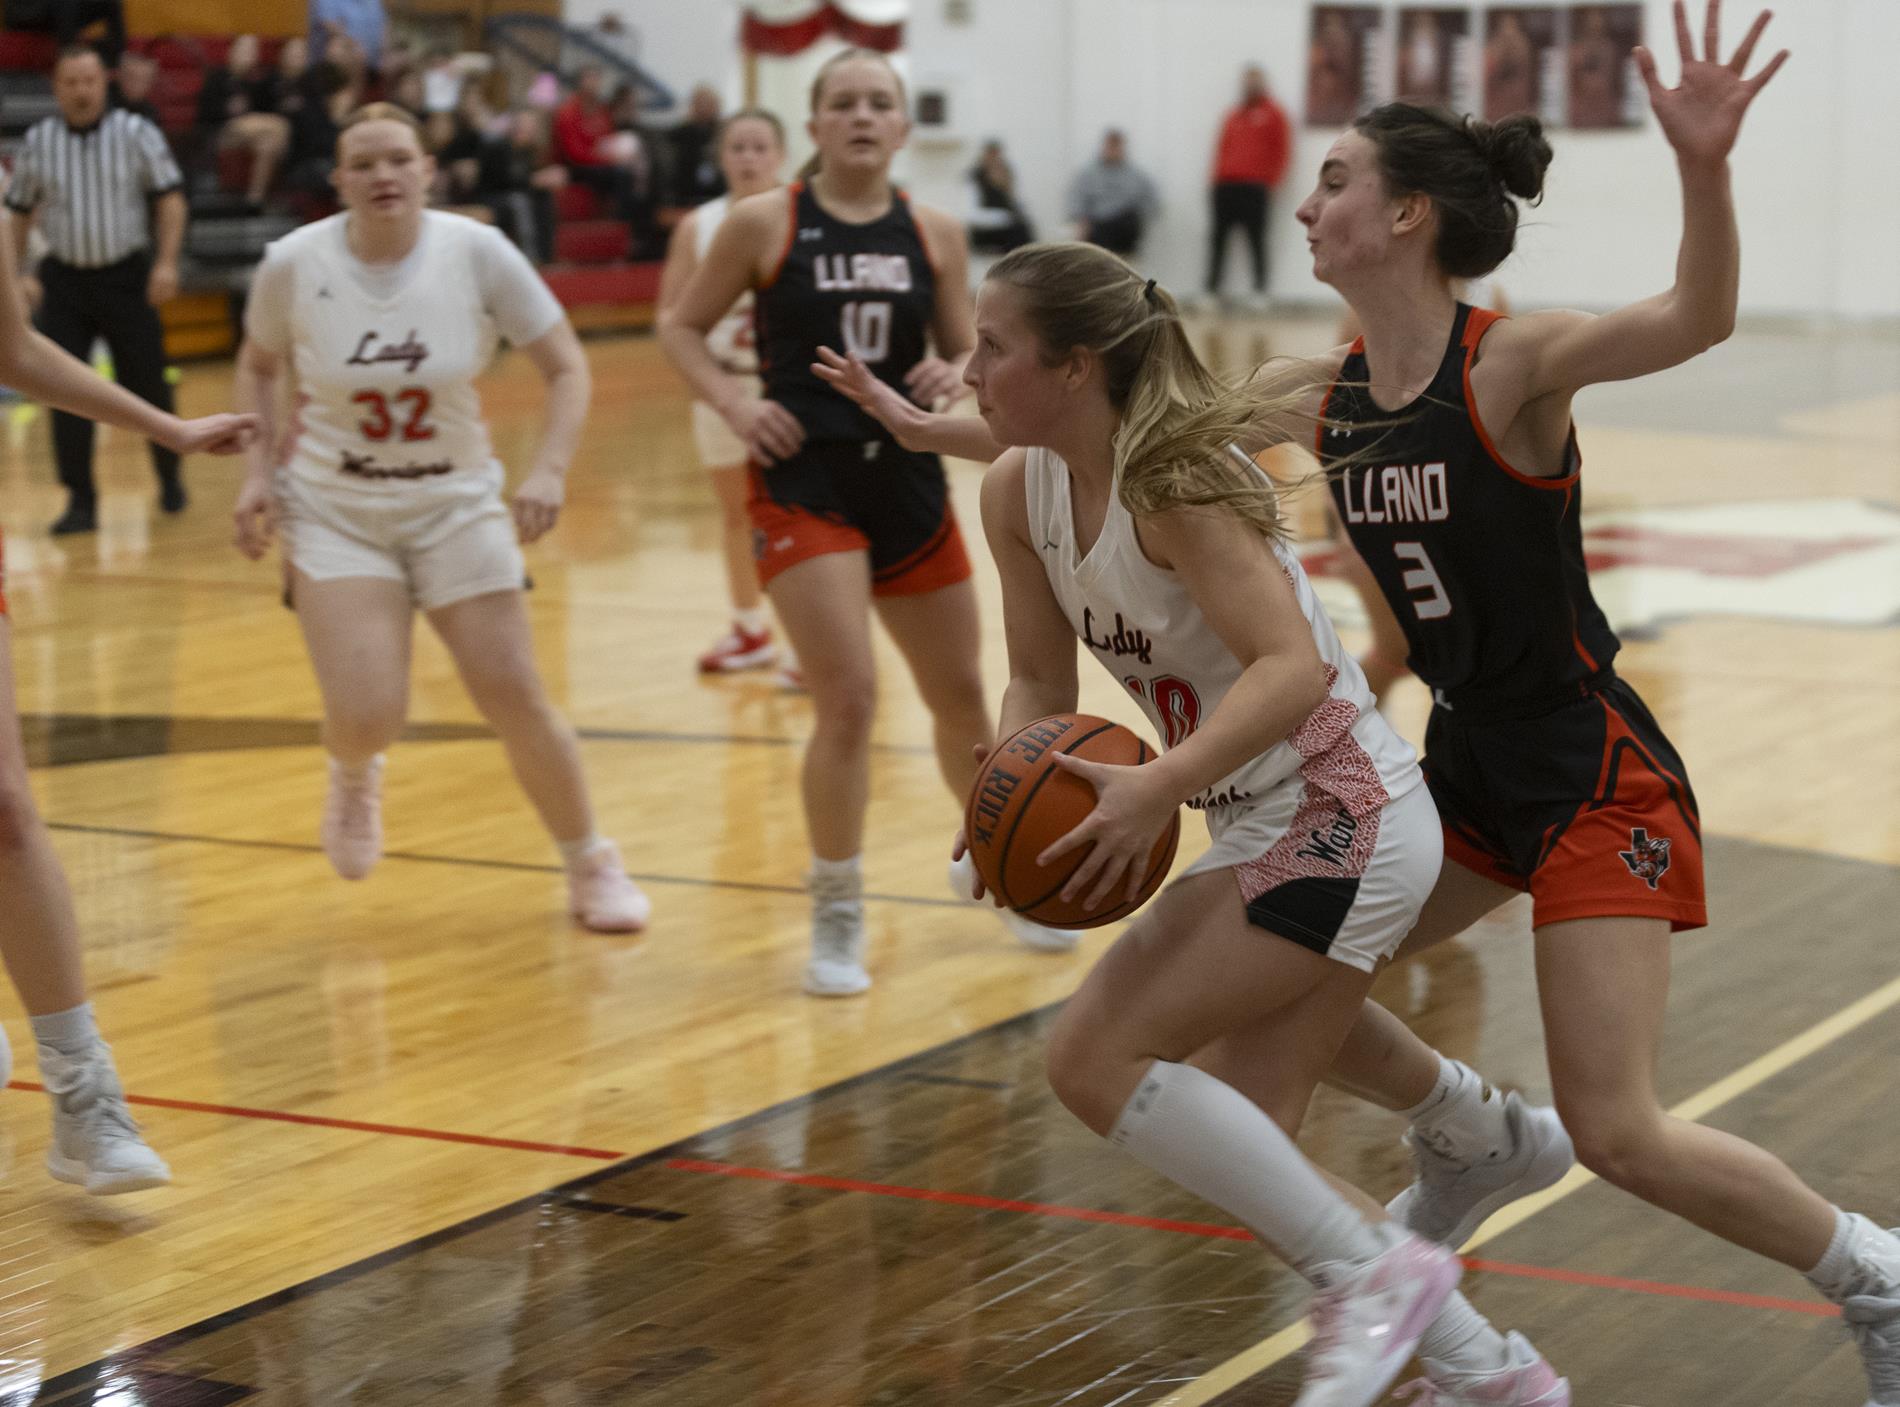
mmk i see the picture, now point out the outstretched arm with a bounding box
[812,346,1007,462]
[1503,0,1788,401]
[0,211,253,453]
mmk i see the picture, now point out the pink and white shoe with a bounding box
[698,623,775,674]
[1293,1233,1462,1407]
[567,841,652,933]
[1397,1332,1571,1405]
[320,755,384,880]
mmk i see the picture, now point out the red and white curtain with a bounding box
[741,1,907,57]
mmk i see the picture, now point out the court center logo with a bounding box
[1619,828,1672,890]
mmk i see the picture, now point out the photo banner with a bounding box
[1305,5,1388,126]
[1567,3,1645,128]
[1396,6,1474,110]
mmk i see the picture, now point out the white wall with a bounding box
[563,0,1900,320]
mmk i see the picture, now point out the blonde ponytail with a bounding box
[986,243,1323,543]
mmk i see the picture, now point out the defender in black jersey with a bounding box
[658,48,1068,999]
[1265,38,1900,1399]
[1319,302,1704,931]
[748,180,970,595]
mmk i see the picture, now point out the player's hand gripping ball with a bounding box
[964,713,1180,929]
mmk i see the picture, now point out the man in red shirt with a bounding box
[553,64,652,251]
[1205,64,1289,312]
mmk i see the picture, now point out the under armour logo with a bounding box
[1328,425,1351,438]
[1041,537,1060,552]
[798,227,824,241]
[317,286,333,299]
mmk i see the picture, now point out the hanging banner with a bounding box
[1567,4,1645,128]
[1305,5,1388,126]
[1482,7,1562,123]
[1395,7,1473,110]
[742,2,906,56]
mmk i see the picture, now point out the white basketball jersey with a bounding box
[1024,447,1420,816]
[275,212,509,495]
[695,195,759,374]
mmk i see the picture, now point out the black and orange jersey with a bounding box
[1318,303,1620,719]
[755,182,937,443]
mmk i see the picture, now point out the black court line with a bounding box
[41,820,967,909]
[33,1003,1053,1400]
[21,711,933,769]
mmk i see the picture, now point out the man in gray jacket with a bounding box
[1067,129,1159,258]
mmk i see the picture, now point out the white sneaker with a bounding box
[946,854,1081,953]
[1846,1293,1900,1406]
[804,869,869,996]
[567,841,651,933]
[41,1044,171,1195]
[1397,1332,1571,1404]
[321,755,384,880]
[1389,1093,1574,1249]
[1294,1233,1462,1407]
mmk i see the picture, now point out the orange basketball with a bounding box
[964,713,1181,929]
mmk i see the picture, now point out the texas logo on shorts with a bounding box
[1619,828,1672,889]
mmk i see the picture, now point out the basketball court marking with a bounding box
[1155,968,1900,1406]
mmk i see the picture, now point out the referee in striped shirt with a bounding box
[7,45,187,534]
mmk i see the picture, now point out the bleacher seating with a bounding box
[0,26,670,351]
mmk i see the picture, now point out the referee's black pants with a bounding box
[35,252,179,508]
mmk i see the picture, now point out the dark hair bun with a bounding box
[1475,115,1553,202]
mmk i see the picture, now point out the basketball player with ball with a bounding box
[820,238,1567,1406]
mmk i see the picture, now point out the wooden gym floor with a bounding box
[2,314,1897,1404]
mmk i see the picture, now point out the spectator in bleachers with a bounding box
[441,107,564,266]
[554,65,652,253]
[965,139,1032,257]
[112,48,161,129]
[283,60,360,200]
[197,35,293,209]
[1067,128,1159,257]
[274,34,311,120]
[666,84,724,207]
[386,68,425,121]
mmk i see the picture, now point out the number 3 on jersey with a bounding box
[1392,541,1451,620]
[841,301,891,364]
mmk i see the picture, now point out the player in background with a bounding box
[0,193,256,1192]
[660,50,1076,997]
[658,108,802,683]
[231,105,649,934]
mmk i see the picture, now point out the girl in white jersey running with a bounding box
[230,104,649,933]
[820,241,1566,1407]
[0,187,254,1195]
[657,109,796,679]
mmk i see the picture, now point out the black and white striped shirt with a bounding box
[4,110,183,269]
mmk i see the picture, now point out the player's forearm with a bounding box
[153,193,186,269]
[894,409,1005,461]
[531,359,591,478]
[0,327,180,440]
[995,672,1078,746]
[655,316,751,418]
[1143,653,1328,807]
[1664,158,1739,351]
[231,358,282,482]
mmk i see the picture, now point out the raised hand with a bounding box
[1635,0,1788,165]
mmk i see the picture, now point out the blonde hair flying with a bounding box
[985,242,1320,542]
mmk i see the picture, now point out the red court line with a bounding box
[3,1081,1844,1321]
[4,1080,624,1162]
[665,1157,1843,1321]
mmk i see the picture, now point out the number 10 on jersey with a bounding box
[841,301,891,364]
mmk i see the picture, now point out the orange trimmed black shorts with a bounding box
[1424,674,1707,931]
[748,438,971,598]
